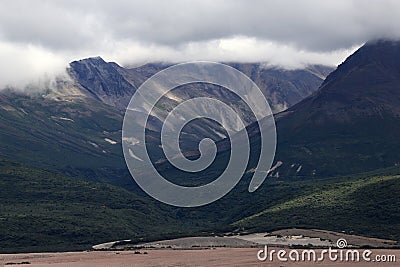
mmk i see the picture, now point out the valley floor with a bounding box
[1,248,399,267]
[2,229,398,267]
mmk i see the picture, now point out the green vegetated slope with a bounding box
[0,90,140,189]
[0,159,206,253]
[1,157,400,253]
[234,166,400,242]
[0,91,124,169]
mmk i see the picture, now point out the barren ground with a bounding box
[1,248,399,267]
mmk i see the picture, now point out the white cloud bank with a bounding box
[0,0,399,89]
[0,41,67,89]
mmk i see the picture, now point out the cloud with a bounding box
[0,0,399,89]
[106,37,359,69]
[0,41,67,89]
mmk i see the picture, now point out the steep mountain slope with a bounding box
[69,58,332,160]
[70,57,332,114]
[230,63,332,112]
[285,39,400,121]
[273,39,400,177]
[69,57,137,109]
[0,88,129,186]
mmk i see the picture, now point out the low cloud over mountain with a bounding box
[1,0,400,88]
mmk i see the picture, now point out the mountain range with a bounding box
[1,39,400,252]
[0,59,331,184]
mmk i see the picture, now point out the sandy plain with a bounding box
[1,248,399,267]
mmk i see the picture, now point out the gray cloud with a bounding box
[0,0,399,88]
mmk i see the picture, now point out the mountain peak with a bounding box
[70,56,107,66]
[69,56,136,108]
[287,38,400,123]
[321,38,400,89]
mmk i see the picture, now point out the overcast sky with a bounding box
[1,0,400,88]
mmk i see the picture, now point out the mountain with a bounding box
[69,57,332,114]
[2,42,400,252]
[69,58,332,151]
[0,59,331,185]
[151,39,400,243]
[70,58,332,161]
[285,39,400,121]
[240,39,400,178]
[69,57,138,109]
